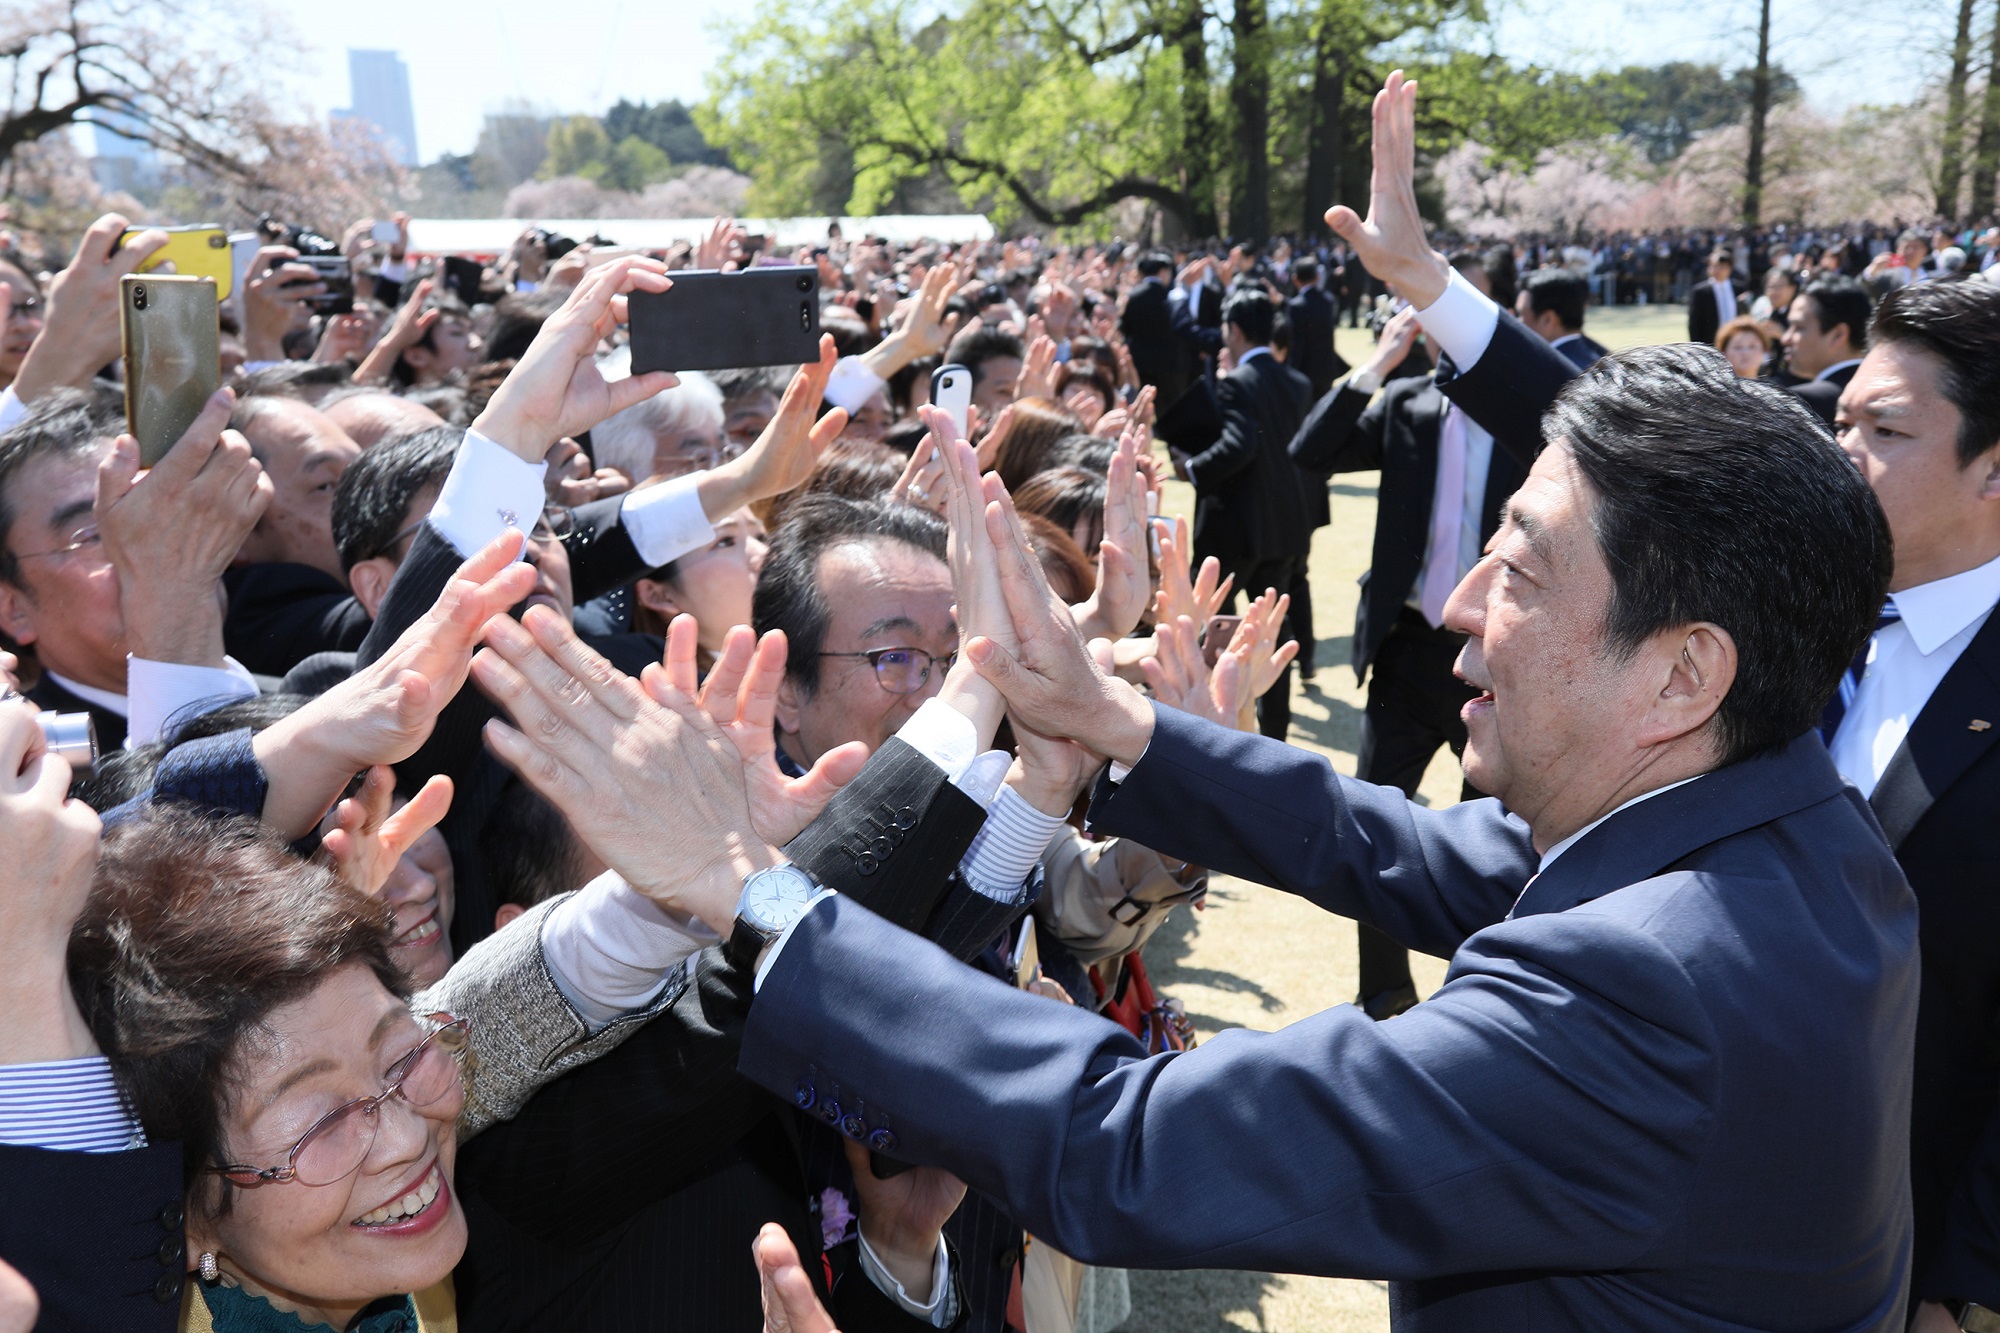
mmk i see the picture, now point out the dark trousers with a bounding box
[1355,607,1481,998]
[1289,559,1316,675]
[1206,550,1306,741]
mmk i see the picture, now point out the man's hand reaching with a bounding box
[696,334,846,518]
[12,214,167,404]
[1325,71,1452,310]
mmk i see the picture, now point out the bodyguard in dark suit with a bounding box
[1687,247,1748,347]
[732,327,1911,1331]
[1779,275,1871,427]
[1173,290,1314,739]
[1118,254,1190,409]
[1283,258,1351,400]
[1511,267,1607,368]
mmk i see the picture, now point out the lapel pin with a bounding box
[1973,719,1993,732]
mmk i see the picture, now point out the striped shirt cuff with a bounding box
[0,1056,144,1152]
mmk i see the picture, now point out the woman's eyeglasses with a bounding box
[207,1015,470,1188]
[816,646,956,695]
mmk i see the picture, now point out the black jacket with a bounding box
[1186,353,1315,565]
[1289,374,1529,680]
[1788,361,1859,427]
[222,562,371,678]
[0,1140,188,1331]
[1284,285,1350,401]
[1687,280,1749,348]
[1119,279,1192,409]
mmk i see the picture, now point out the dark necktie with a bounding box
[1819,602,1901,742]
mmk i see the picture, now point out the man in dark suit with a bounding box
[1166,254,1226,381]
[1118,253,1189,408]
[1513,268,1608,367]
[1686,247,1747,347]
[1781,275,1870,426]
[1284,257,1350,401]
[1814,279,2000,1333]
[1287,256,1530,1020]
[1171,289,1314,739]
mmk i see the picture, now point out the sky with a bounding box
[262,0,1944,162]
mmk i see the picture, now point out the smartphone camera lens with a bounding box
[799,301,811,331]
[796,274,812,293]
[131,284,147,310]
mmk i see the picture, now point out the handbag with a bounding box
[1090,950,1195,1054]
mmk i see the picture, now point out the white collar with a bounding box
[1536,775,1702,872]
[44,671,127,717]
[1890,549,2000,655]
[1815,358,1864,382]
[1237,346,1274,364]
[1550,333,1582,349]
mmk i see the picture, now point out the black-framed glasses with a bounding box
[14,522,102,562]
[817,646,956,695]
[206,1015,470,1188]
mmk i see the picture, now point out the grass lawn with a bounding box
[1119,304,1693,1332]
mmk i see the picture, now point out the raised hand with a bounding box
[545,436,631,506]
[1154,516,1232,630]
[650,618,868,846]
[356,277,441,386]
[11,213,168,403]
[471,256,679,462]
[1017,334,1059,400]
[1325,71,1452,309]
[858,262,962,382]
[1365,306,1423,379]
[1142,613,1238,728]
[697,334,847,516]
[753,1224,841,1333]
[1071,428,1150,641]
[473,605,784,934]
[889,432,946,514]
[96,388,272,670]
[313,312,373,364]
[242,246,326,363]
[319,766,454,899]
[1238,587,1300,705]
[250,532,538,838]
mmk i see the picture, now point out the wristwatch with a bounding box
[1954,1301,2000,1333]
[727,862,821,971]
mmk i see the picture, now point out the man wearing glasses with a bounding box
[0,258,43,395]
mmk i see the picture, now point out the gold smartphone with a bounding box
[118,224,232,301]
[120,275,220,467]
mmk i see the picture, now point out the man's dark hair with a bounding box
[1802,277,1871,355]
[1522,268,1589,332]
[1899,227,1932,254]
[0,387,122,587]
[945,326,1026,387]
[477,290,556,365]
[1136,253,1174,279]
[1709,248,1734,268]
[752,494,947,696]
[331,426,462,570]
[1872,277,2000,466]
[1547,344,1892,765]
[73,808,403,1214]
[1222,290,1275,345]
[1291,257,1321,285]
[1482,245,1520,310]
[231,360,354,401]
[710,365,790,404]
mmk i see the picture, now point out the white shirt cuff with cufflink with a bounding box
[1413,268,1501,371]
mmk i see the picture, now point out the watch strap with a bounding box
[1962,1302,2000,1333]
[726,916,770,973]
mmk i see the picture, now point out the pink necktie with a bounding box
[1421,405,1467,627]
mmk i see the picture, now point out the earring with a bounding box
[199,1252,219,1284]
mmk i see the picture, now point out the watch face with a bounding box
[740,864,817,933]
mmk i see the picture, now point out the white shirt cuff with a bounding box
[0,385,25,432]
[379,259,410,282]
[895,698,979,784]
[620,473,716,568]
[242,360,286,375]
[540,872,720,1032]
[824,357,887,414]
[428,428,549,559]
[961,785,1065,901]
[1414,268,1500,371]
[123,655,259,748]
[1345,368,1382,397]
[858,1229,957,1327]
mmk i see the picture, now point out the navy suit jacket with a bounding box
[740,705,1918,1331]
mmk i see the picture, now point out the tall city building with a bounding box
[336,49,418,166]
[79,106,157,193]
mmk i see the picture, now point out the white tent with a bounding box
[403,215,996,257]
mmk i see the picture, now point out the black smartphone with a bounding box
[442,255,485,306]
[626,266,821,373]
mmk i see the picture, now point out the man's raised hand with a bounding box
[12,213,167,403]
[1325,71,1452,309]
[697,334,846,516]
[1070,427,1150,641]
[474,605,782,934]
[471,256,678,462]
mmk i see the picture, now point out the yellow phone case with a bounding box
[121,224,233,301]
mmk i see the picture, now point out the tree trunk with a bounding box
[1743,0,1773,226]
[1970,0,2000,221]
[1228,0,1272,243]
[1301,18,1346,237]
[1940,0,1980,220]
[1172,0,1220,237]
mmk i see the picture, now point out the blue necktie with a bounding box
[1819,602,1901,742]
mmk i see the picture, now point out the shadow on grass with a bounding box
[1127,1267,1285,1331]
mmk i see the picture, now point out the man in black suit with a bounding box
[1513,268,1608,367]
[1172,290,1314,739]
[1284,256,1350,400]
[1814,279,2000,1333]
[0,389,268,757]
[1687,247,1746,347]
[1781,276,1870,426]
[1288,253,1529,1020]
[1167,254,1227,382]
[1119,253,1190,408]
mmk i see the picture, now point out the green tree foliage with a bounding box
[700,0,1621,239]
[542,115,613,179]
[1590,60,1798,165]
[603,100,733,168]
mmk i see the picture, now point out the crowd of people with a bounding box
[0,66,1996,1333]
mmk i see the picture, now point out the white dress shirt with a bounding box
[1404,403,1493,626]
[1830,551,2000,798]
[48,656,261,750]
[0,385,26,432]
[1711,279,1738,326]
[1816,358,1864,383]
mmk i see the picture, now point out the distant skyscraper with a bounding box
[338,49,418,165]
[79,106,156,192]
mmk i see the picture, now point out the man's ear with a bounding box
[774,672,805,739]
[633,578,685,621]
[1974,442,2000,503]
[347,557,397,619]
[1650,622,1736,748]
[493,903,525,932]
[0,581,39,647]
